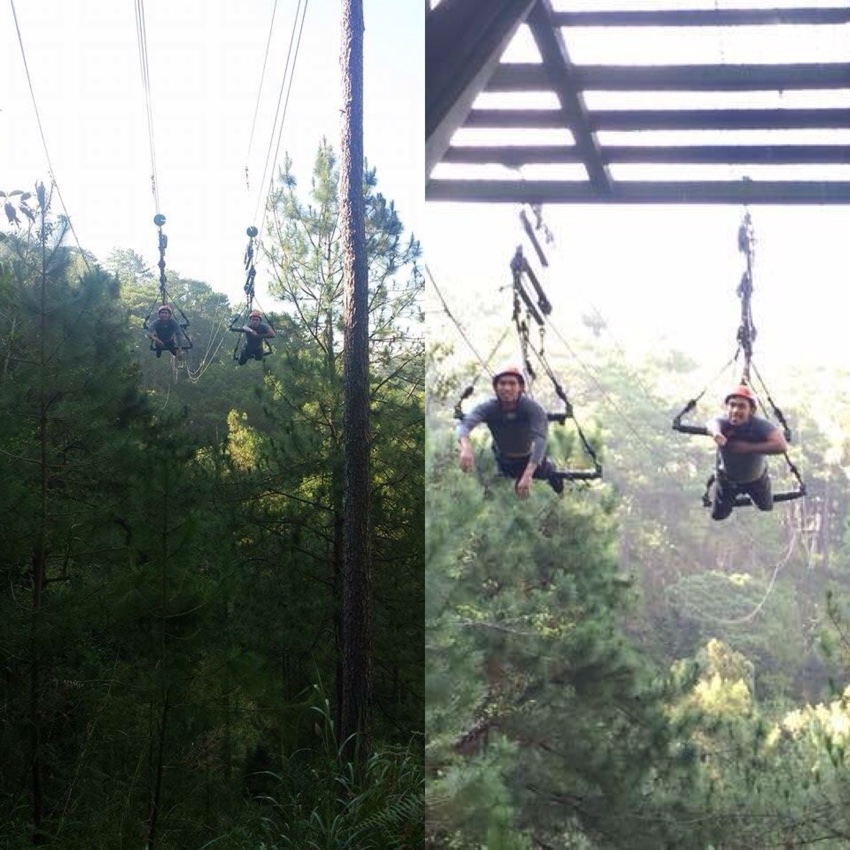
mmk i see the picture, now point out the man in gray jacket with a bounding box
[457,365,563,499]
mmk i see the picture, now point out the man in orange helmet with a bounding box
[238,310,276,365]
[457,365,563,498]
[705,384,788,520]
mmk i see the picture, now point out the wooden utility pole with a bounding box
[339,0,373,763]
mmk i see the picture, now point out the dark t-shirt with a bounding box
[150,316,181,344]
[244,322,272,352]
[457,395,548,464]
[707,414,777,483]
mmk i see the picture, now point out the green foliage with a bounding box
[0,152,422,847]
[425,421,695,848]
[252,691,423,849]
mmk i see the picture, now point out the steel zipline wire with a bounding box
[8,0,92,273]
[251,0,310,237]
[134,0,161,215]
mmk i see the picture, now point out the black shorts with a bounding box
[493,451,555,482]
[711,469,773,520]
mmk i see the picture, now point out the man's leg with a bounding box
[745,471,774,512]
[710,473,736,521]
[533,457,563,495]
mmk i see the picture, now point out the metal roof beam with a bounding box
[488,62,850,92]
[592,108,850,132]
[426,0,536,176]
[551,7,850,27]
[526,0,611,193]
[465,107,850,131]
[427,179,850,204]
[443,144,850,166]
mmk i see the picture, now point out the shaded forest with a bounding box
[0,145,424,848]
[426,286,850,847]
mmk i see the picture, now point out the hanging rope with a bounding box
[186,296,232,383]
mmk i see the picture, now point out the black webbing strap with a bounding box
[736,212,757,381]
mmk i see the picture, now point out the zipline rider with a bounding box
[457,366,563,499]
[706,384,788,521]
[237,310,276,365]
[148,304,183,358]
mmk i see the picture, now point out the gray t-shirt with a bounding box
[707,414,777,483]
[457,395,548,464]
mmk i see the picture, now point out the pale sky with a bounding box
[425,3,850,395]
[1,0,422,305]
[425,201,850,385]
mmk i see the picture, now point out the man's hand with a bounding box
[712,433,727,447]
[459,444,474,473]
[515,471,533,499]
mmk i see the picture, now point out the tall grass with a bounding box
[234,690,424,849]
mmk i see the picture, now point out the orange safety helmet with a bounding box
[492,365,526,390]
[249,310,262,319]
[724,384,758,410]
[158,304,172,315]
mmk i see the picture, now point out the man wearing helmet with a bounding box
[149,304,183,358]
[457,365,563,498]
[705,384,788,520]
[238,310,276,365]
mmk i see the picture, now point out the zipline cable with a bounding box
[8,0,92,273]
[244,0,280,192]
[425,263,507,375]
[252,0,310,233]
[134,0,161,213]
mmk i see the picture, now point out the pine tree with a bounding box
[425,420,696,848]
[0,193,155,843]
[237,141,423,743]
